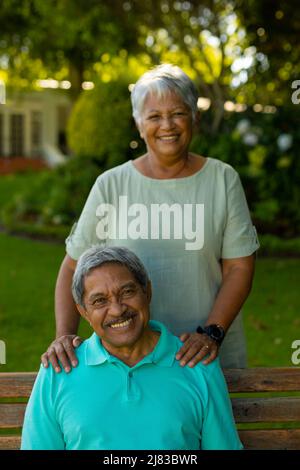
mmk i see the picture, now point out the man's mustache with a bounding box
[104,311,137,327]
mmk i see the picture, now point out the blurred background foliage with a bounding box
[1,0,300,253]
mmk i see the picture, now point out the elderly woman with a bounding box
[42,64,259,372]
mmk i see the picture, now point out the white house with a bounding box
[0,89,72,167]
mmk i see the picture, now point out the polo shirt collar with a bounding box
[85,320,177,368]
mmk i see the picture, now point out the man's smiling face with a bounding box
[77,262,152,352]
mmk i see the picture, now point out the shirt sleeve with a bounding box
[21,365,65,450]
[221,168,260,259]
[200,360,243,450]
[65,176,106,260]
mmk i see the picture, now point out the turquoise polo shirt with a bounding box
[21,321,243,450]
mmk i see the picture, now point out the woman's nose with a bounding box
[160,116,175,130]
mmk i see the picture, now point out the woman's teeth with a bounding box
[160,135,177,141]
[110,318,133,329]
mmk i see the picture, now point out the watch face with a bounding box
[205,325,225,343]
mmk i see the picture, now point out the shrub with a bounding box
[191,106,300,238]
[67,79,141,167]
[1,155,103,239]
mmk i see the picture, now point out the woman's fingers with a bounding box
[178,341,203,365]
[176,333,219,366]
[48,344,69,373]
[179,332,191,342]
[200,347,219,366]
[176,334,202,360]
[176,336,193,360]
[40,352,49,368]
[188,345,218,367]
[72,336,83,348]
[63,339,79,369]
[41,335,83,373]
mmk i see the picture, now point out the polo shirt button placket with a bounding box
[122,364,143,403]
[125,370,133,401]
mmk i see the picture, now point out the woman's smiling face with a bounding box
[138,90,193,161]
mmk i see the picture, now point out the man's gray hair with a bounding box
[72,246,150,307]
[131,63,199,125]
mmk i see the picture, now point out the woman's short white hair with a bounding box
[131,63,199,125]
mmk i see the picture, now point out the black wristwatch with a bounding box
[196,324,225,345]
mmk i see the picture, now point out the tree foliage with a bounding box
[0,0,138,95]
[0,0,261,131]
[1,0,299,127]
[234,0,300,106]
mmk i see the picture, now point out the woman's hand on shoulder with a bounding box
[41,335,83,373]
[176,332,219,367]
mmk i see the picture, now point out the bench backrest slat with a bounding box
[224,368,300,392]
[232,397,300,422]
[238,429,300,450]
[0,373,36,398]
[0,404,26,428]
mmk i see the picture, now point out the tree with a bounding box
[3,0,292,130]
[234,0,300,106]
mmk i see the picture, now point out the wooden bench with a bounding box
[0,368,300,450]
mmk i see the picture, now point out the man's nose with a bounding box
[108,300,126,317]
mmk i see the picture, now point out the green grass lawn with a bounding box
[0,231,299,372]
[244,257,300,367]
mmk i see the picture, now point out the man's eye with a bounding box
[122,288,134,296]
[148,114,160,120]
[93,298,106,306]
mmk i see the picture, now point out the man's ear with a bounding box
[146,281,152,303]
[76,304,91,325]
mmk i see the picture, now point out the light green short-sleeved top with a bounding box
[66,157,260,368]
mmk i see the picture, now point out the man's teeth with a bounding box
[110,318,133,329]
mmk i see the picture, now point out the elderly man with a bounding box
[21,246,243,450]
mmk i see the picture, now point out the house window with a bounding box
[10,114,24,156]
[31,111,42,156]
